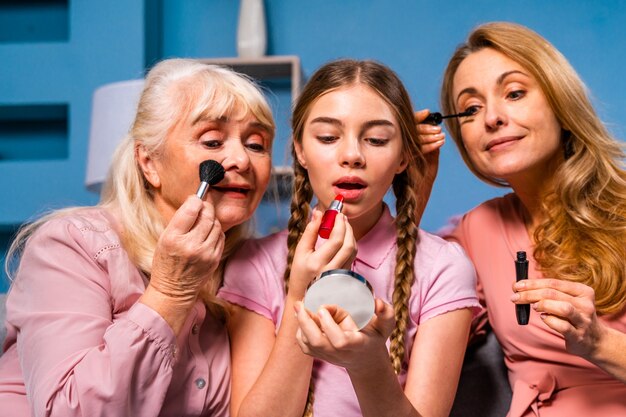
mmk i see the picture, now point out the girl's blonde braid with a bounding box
[389,169,419,373]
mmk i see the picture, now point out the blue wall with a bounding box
[0,0,151,290]
[2,0,625,291]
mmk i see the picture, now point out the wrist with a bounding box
[586,322,613,363]
[147,278,198,303]
[345,343,392,378]
[286,282,310,300]
[140,285,196,335]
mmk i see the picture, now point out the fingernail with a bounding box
[510,293,520,301]
[540,313,547,320]
[532,302,539,310]
[514,281,526,289]
[294,302,301,313]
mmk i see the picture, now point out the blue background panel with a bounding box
[1,1,625,291]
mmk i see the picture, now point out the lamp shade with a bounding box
[85,79,145,193]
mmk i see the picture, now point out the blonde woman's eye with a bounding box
[463,105,481,116]
[508,90,526,100]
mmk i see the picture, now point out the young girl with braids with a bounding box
[219,59,480,417]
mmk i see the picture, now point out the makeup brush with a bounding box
[196,160,225,199]
[421,108,478,125]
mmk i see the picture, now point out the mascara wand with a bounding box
[196,160,225,199]
[421,108,478,125]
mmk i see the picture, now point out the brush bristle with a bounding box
[199,160,225,185]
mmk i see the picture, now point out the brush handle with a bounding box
[196,182,209,199]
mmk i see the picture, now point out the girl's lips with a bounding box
[333,176,367,187]
[333,186,365,200]
[332,176,367,200]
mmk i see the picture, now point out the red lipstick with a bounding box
[318,195,344,239]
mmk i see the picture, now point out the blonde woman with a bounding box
[220,59,480,417]
[0,59,275,416]
[423,22,626,416]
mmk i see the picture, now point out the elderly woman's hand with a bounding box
[149,195,225,304]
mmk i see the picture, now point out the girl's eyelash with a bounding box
[315,136,390,145]
[367,138,388,146]
[317,135,337,142]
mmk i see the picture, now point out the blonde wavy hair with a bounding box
[6,59,275,315]
[441,22,626,314]
[287,59,426,416]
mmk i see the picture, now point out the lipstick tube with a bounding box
[515,251,530,325]
[318,195,344,239]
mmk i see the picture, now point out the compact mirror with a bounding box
[303,269,375,330]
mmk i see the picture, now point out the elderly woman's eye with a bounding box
[202,140,222,148]
[247,143,266,152]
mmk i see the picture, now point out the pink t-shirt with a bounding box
[0,208,230,417]
[448,194,626,417]
[220,205,479,417]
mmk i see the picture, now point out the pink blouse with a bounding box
[448,194,626,417]
[220,205,480,417]
[0,208,230,417]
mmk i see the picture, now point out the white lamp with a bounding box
[85,79,145,193]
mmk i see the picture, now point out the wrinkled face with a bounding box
[140,104,273,232]
[295,84,407,234]
[452,48,563,186]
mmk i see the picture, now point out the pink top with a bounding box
[219,205,480,417]
[448,194,626,417]
[0,208,230,417]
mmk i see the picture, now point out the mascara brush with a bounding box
[421,108,478,125]
[196,160,225,199]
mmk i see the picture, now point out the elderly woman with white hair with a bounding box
[0,58,275,417]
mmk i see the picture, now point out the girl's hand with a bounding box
[415,109,445,154]
[149,195,225,303]
[511,278,607,359]
[288,210,357,298]
[295,299,395,373]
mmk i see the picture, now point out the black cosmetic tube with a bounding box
[515,251,530,325]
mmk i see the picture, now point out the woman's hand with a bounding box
[295,299,395,373]
[415,108,445,154]
[414,109,444,224]
[287,209,357,298]
[149,195,225,303]
[511,278,607,359]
